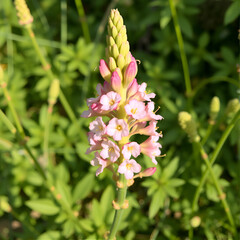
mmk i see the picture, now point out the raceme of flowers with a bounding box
[82,9,163,180]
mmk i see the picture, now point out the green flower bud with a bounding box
[117,54,125,70]
[108,36,115,46]
[226,98,240,116]
[209,96,220,124]
[119,41,130,57]
[48,79,60,105]
[109,57,117,72]
[111,44,120,59]
[115,33,123,48]
[111,25,118,39]
[116,18,123,32]
[178,111,200,143]
[14,0,33,26]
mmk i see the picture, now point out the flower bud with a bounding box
[14,0,33,26]
[119,41,130,57]
[209,96,220,124]
[109,57,117,72]
[117,54,125,70]
[115,33,123,48]
[48,79,60,105]
[190,216,201,228]
[108,36,115,46]
[111,70,122,93]
[226,98,240,117]
[111,44,119,59]
[140,167,157,177]
[99,59,111,82]
[178,112,200,143]
[124,61,137,87]
[111,26,118,39]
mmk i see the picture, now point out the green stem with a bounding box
[201,124,214,146]
[189,110,240,238]
[0,109,16,134]
[61,0,67,47]
[168,0,192,97]
[2,87,24,138]
[108,174,127,240]
[74,0,91,43]
[197,143,236,233]
[25,26,77,123]
[43,106,52,166]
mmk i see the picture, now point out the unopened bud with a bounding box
[140,167,157,178]
[178,112,200,143]
[117,54,125,70]
[119,41,130,57]
[111,44,119,59]
[124,61,137,87]
[115,33,123,48]
[14,0,33,26]
[48,79,60,105]
[109,57,117,72]
[209,96,220,124]
[190,216,201,228]
[226,98,240,117]
[99,59,111,82]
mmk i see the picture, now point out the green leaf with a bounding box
[73,173,95,202]
[178,14,193,38]
[91,199,103,227]
[37,231,61,240]
[149,188,166,218]
[79,219,94,232]
[224,0,240,25]
[100,185,114,219]
[168,178,185,187]
[63,219,75,238]
[25,199,59,215]
[56,180,72,208]
[162,157,179,180]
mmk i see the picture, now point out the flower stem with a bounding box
[108,174,127,240]
[0,109,16,134]
[168,0,192,98]
[189,110,240,238]
[74,0,91,43]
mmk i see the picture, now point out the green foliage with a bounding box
[0,0,239,239]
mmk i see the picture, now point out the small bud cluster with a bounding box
[82,9,163,180]
[14,0,33,26]
[209,96,220,124]
[178,112,200,143]
[226,98,240,118]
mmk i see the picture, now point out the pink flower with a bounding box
[142,102,163,121]
[137,121,159,136]
[111,70,122,93]
[89,117,106,140]
[125,99,146,119]
[106,118,129,141]
[86,132,103,154]
[90,152,108,176]
[122,142,141,159]
[136,82,156,101]
[99,59,111,82]
[118,159,141,179]
[100,91,121,111]
[100,140,120,162]
[140,136,162,165]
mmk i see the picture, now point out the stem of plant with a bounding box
[74,0,91,43]
[189,110,240,238]
[108,174,127,240]
[168,0,192,100]
[197,143,236,232]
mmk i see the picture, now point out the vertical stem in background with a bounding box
[189,110,240,239]
[74,0,91,43]
[168,0,192,100]
[197,143,236,233]
[61,0,67,47]
[7,24,14,78]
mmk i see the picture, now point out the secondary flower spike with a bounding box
[82,9,163,180]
